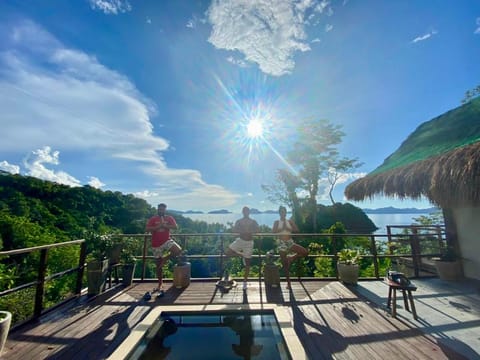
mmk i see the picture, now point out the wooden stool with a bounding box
[384,279,418,320]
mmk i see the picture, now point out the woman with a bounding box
[272,206,308,288]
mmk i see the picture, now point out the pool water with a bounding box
[127,311,291,359]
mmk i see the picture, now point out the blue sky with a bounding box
[0,0,479,212]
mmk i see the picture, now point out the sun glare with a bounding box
[246,120,263,138]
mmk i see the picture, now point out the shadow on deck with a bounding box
[2,280,469,359]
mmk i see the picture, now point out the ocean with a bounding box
[182,212,433,234]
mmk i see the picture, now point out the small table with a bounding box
[384,279,418,320]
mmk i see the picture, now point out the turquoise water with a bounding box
[129,311,290,360]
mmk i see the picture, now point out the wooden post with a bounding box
[410,228,420,277]
[370,235,379,278]
[34,249,48,318]
[75,241,87,295]
[141,235,148,281]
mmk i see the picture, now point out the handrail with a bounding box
[0,239,87,326]
[0,226,444,326]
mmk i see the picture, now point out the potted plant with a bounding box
[263,251,280,287]
[173,251,191,288]
[0,310,11,355]
[336,249,361,285]
[120,238,137,286]
[86,233,111,296]
[433,246,463,281]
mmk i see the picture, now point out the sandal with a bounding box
[143,291,152,301]
[157,290,165,298]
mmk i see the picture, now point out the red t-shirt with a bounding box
[147,215,177,247]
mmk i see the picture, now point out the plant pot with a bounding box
[108,244,123,265]
[173,262,191,288]
[434,259,463,281]
[121,263,137,286]
[87,259,109,296]
[0,311,12,355]
[337,263,359,285]
[263,263,280,287]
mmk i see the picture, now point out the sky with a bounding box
[0,0,479,213]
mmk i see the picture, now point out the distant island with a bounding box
[172,206,439,215]
[362,206,439,214]
[208,209,232,214]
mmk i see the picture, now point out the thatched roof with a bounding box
[345,98,480,208]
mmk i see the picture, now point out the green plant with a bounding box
[120,238,137,264]
[337,249,361,265]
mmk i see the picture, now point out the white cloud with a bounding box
[226,56,249,67]
[88,176,105,188]
[475,17,480,34]
[325,24,333,32]
[0,161,20,174]
[311,38,321,43]
[186,19,195,29]
[23,146,82,187]
[411,29,437,43]
[146,17,152,24]
[0,20,240,209]
[207,0,330,76]
[88,0,131,15]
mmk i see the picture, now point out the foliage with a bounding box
[120,237,137,264]
[461,84,480,104]
[337,249,361,265]
[262,119,362,232]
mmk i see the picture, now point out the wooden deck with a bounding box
[3,280,465,359]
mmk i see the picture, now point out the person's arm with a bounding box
[289,219,299,233]
[163,216,178,230]
[272,220,280,233]
[145,218,158,233]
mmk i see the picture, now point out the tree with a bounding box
[286,119,344,231]
[461,85,480,104]
[326,157,363,205]
[262,119,361,232]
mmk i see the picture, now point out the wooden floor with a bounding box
[3,280,465,359]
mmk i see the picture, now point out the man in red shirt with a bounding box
[145,203,181,292]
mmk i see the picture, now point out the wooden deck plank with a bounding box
[2,280,466,360]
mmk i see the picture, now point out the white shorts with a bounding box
[278,239,295,253]
[152,239,180,258]
[228,238,254,259]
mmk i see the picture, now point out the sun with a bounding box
[246,120,264,138]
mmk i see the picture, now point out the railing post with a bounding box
[142,235,148,281]
[219,232,224,277]
[34,248,48,318]
[370,235,379,278]
[75,241,87,295]
[332,234,339,280]
[410,228,420,277]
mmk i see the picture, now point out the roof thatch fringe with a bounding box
[345,141,480,207]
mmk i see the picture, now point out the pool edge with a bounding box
[107,304,308,360]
